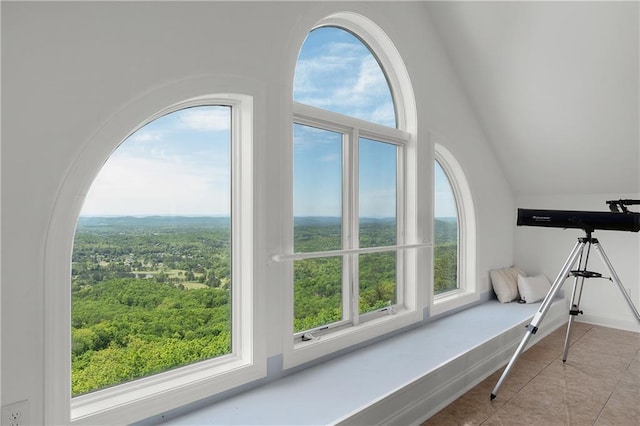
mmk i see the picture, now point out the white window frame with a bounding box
[281,13,422,369]
[431,140,478,316]
[44,92,265,425]
[292,104,408,333]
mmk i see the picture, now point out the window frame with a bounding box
[282,13,421,369]
[291,104,408,339]
[431,139,478,316]
[44,92,264,426]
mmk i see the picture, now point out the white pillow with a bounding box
[517,274,551,303]
[490,267,526,303]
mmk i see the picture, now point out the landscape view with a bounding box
[71,215,457,396]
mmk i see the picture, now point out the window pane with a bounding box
[293,124,344,332]
[358,138,397,313]
[293,257,343,332]
[359,252,397,314]
[359,138,397,248]
[293,26,396,128]
[72,106,232,396]
[434,160,458,295]
[294,124,343,252]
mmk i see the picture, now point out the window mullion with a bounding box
[350,128,360,324]
[396,142,406,306]
[341,131,352,323]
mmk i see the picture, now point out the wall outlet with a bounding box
[1,401,28,426]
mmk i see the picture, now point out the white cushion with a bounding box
[490,267,526,303]
[517,274,551,303]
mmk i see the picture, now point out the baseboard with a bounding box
[337,300,567,426]
[578,313,640,333]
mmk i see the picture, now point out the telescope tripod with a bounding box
[490,232,640,400]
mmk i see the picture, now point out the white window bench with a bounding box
[145,298,567,425]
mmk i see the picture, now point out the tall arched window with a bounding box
[432,141,477,315]
[282,13,418,367]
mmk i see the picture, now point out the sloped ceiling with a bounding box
[426,1,639,196]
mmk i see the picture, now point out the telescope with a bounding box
[517,199,640,233]
[491,198,640,401]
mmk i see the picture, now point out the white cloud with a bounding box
[178,108,230,131]
[81,153,230,216]
[352,56,387,95]
[129,130,162,143]
[370,104,396,126]
[294,45,395,127]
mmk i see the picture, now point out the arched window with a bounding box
[46,91,261,425]
[283,13,418,367]
[432,142,477,315]
[72,106,234,396]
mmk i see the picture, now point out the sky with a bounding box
[81,106,231,217]
[81,27,456,219]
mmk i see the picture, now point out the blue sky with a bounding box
[82,27,456,219]
[81,106,231,217]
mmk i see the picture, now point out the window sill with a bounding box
[72,356,265,425]
[285,307,422,369]
[153,298,568,425]
[431,289,479,316]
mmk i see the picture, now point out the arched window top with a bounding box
[293,26,396,128]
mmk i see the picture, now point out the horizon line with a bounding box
[78,214,457,219]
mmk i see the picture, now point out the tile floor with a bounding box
[423,322,640,425]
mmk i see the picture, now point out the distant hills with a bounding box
[434,217,457,242]
[78,216,457,242]
[76,216,230,233]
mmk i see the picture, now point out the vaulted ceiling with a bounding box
[426,1,639,196]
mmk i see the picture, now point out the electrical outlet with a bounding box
[2,401,28,426]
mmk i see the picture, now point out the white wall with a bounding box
[515,194,640,332]
[1,2,515,423]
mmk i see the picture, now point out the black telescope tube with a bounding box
[517,208,640,232]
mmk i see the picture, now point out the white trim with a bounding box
[44,81,266,425]
[431,138,478,316]
[294,102,410,144]
[578,314,640,333]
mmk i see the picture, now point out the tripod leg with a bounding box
[562,245,589,362]
[593,241,640,322]
[490,239,586,400]
[562,274,585,362]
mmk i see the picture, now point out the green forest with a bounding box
[71,216,457,396]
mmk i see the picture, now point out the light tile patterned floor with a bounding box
[423,322,640,425]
